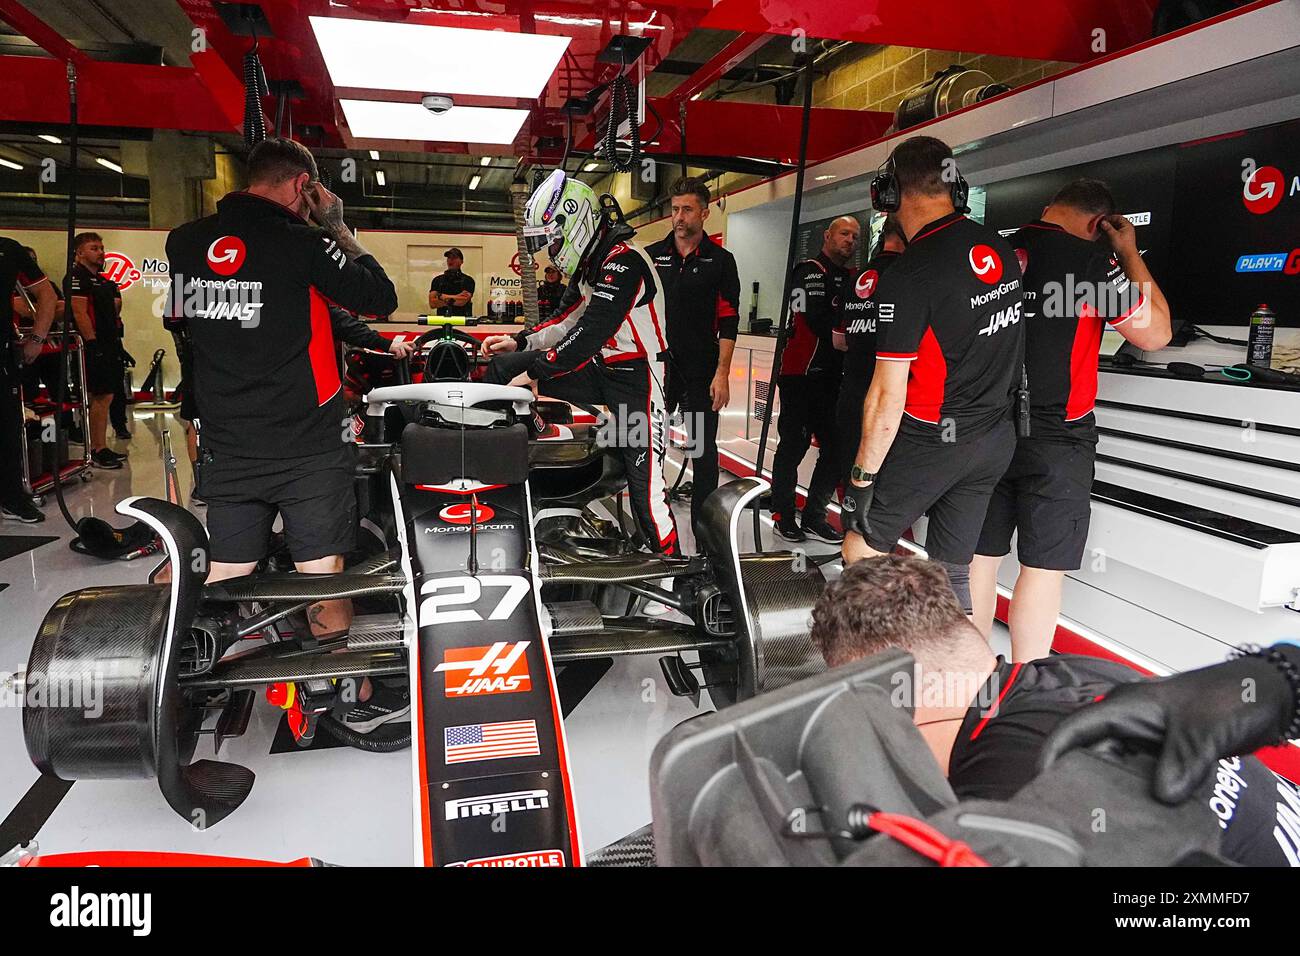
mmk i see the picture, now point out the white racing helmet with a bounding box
[522,169,600,278]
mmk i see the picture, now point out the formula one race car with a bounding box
[20,335,826,866]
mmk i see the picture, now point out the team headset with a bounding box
[869,152,970,214]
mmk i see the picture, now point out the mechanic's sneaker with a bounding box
[773,514,805,542]
[801,515,843,544]
[91,449,123,469]
[1,498,44,523]
[339,682,410,734]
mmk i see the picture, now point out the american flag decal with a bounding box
[444,720,540,765]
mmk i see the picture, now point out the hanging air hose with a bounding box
[318,714,411,753]
[600,67,642,173]
[243,34,269,149]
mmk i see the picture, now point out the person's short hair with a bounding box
[1049,178,1117,218]
[669,176,710,208]
[445,247,464,260]
[810,555,970,668]
[889,135,955,200]
[247,137,319,186]
[73,232,103,252]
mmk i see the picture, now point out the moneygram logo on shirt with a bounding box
[854,269,879,299]
[968,245,1003,284]
[1242,166,1285,215]
[206,236,246,276]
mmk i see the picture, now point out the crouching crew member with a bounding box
[841,136,1023,613]
[647,177,741,535]
[770,215,860,543]
[835,216,906,491]
[165,139,400,731]
[971,179,1171,660]
[483,169,678,555]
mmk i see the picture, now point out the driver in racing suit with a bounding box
[483,170,678,555]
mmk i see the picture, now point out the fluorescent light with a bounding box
[583,162,598,172]
[310,16,569,98]
[38,134,61,144]
[369,149,380,159]
[468,174,481,191]
[375,169,386,186]
[814,174,837,181]
[97,157,123,173]
[480,156,491,166]
[340,99,527,145]
[0,158,22,170]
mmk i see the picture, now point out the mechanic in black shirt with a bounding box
[841,137,1023,613]
[834,215,906,491]
[537,264,566,320]
[165,138,399,670]
[428,247,475,317]
[971,179,1172,661]
[770,215,860,544]
[1,236,58,523]
[646,177,741,534]
[64,232,126,469]
[811,555,1300,866]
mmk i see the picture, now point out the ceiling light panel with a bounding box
[310,16,569,98]
[340,99,527,145]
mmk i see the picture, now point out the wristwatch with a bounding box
[849,464,876,484]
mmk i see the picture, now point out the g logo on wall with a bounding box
[855,269,879,299]
[101,252,142,291]
[207,236,247,276]
[439,502,495,525]
[968,244,1003,284]
[1242,166,1285,215]
[509,252,522,276]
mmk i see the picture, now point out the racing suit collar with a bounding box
[660,228,714,263]
[579,220,636,284]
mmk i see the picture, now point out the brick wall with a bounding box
[814,45,1072,117]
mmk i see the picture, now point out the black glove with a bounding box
[1039,648,1299,804]
[840,481,875,539]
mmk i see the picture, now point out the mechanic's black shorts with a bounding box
[84,344,123,396]
[866,420,1016,564]
[195,443,357,564]
[976,438,1095,570]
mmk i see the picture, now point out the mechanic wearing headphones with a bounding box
[841,136,1022,614]
[165,139,400,727]
[770,215,860,544]
[646,176,741,535]
[429,247,475,317]
[1,236,58,523]
[537,264,567,320]
[834,215,906,491]
[812,556,1300,865]
[483,169,678,555]
[970,179,1171,661]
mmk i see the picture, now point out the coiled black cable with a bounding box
[601,68,641,173]
[243,38,268,149]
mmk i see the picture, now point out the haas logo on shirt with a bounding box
[206,236,246,276]
[439,502,495,525]
[855,269,879,299]
[1242,166,1285,215]
[968,245,1003,284]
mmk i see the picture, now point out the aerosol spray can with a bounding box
[1247,303,1276,367]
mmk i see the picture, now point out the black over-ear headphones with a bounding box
[870,152,970,214]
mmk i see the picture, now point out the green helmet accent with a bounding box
[522,169,599,278]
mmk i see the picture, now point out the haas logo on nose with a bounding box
[440,502,495,525]
[969,244,1002,284]
[207,236,246,276]
[855,269,879,299]
[1242,166,1285,215]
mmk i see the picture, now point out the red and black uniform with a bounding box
[976,220,1144,570]
[64,261,123,396]
[646,231,740,528]
[771,252,848,521]
[165,191,399,563]
[536,279,567,321]
[834,249,901,487]
[1,238,50,505]
[488,224,678,554]
[866,213,1023,563]
[949,655,1300,867]
[429,268,475,317]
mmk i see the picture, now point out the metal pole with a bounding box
[751,52,815,549]
[511,177,541,329]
